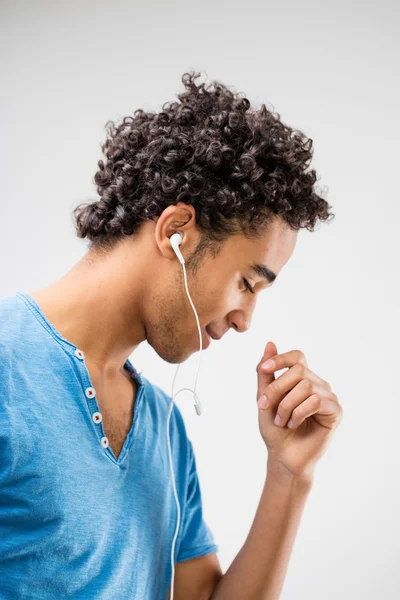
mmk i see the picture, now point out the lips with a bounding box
[206,326,221,340]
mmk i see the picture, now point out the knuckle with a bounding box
[302,378,313,393]
[333,405,344,428]
[294,363,305,378]
[267,380,280,395]
[278,400,289,416]
[322,378,332,391]
[311,393,321,407]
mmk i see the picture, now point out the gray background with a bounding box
[1,1,399,598]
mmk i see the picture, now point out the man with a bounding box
[0,71,343,599]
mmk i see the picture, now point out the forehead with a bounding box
[226,218,298,275]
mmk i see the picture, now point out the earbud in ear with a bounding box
[170,231,183,248]
[170,231,185,265]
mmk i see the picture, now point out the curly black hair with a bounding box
[72,71,334,258]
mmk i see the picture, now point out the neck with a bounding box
[29,240,147,377]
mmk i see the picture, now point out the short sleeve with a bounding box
[176,439,219,563]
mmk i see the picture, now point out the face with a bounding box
[142,209,298,364]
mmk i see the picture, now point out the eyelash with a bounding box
[242,277,255,294]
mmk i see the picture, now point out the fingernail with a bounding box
[274,414,282,426]
[288,418,294,428]
[262,359,275,370]
[258,395,269,409]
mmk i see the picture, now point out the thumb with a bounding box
[257,340,277,408]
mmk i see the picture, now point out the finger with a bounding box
[263,340,272,358]
[261,349,308,372]
[265,364,330,405]
[256,341,277,402]
[287,395,340,430]
[258,340,277,366]
[272,382,330,428]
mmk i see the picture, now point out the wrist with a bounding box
[267,458,315,490]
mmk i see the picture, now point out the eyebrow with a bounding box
[250,263,277,284]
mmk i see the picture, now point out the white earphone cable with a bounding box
[167,235,203,600]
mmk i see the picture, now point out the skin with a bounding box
[29,202,298,382]
[29,201,343,599]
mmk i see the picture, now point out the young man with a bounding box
[0,71,343,599]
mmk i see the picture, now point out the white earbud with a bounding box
[170,231,185,265]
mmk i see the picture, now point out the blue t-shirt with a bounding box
[0,291,218,599]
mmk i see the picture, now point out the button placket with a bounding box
[92,411,103,424]
[85,386,96,399]
[75,348,109,451]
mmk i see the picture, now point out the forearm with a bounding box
[210,460,314,600]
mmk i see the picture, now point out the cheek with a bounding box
[204,282,235,312]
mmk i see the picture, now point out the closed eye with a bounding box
[242,277,255,294]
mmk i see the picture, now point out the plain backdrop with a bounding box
[1,1,399,598]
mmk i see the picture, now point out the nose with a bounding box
[228,303,255,333]
[230,317,251,333]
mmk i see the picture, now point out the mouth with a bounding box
[205,326,222,341]
[200,326,223,350]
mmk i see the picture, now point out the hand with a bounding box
[256,341,343,481]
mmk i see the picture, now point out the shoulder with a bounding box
[0,294,23,359]
[0,293,20,327]
[0,295,23,396]
[0,293,31,343]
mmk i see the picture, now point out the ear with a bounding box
[154,204,196,260]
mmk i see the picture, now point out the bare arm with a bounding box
[166,552,223,600]
[209,459,313,600]
[167,344,339,599]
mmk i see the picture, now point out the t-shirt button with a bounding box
[101,436,109,448]
[75,349,85,360]
[92,411,102,424]
[85,386,96,398]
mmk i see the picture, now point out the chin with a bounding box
[147,336,186,365]
[162,339,205,365]
[147,321,208,365]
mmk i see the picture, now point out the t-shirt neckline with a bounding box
[15,290,144,389]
